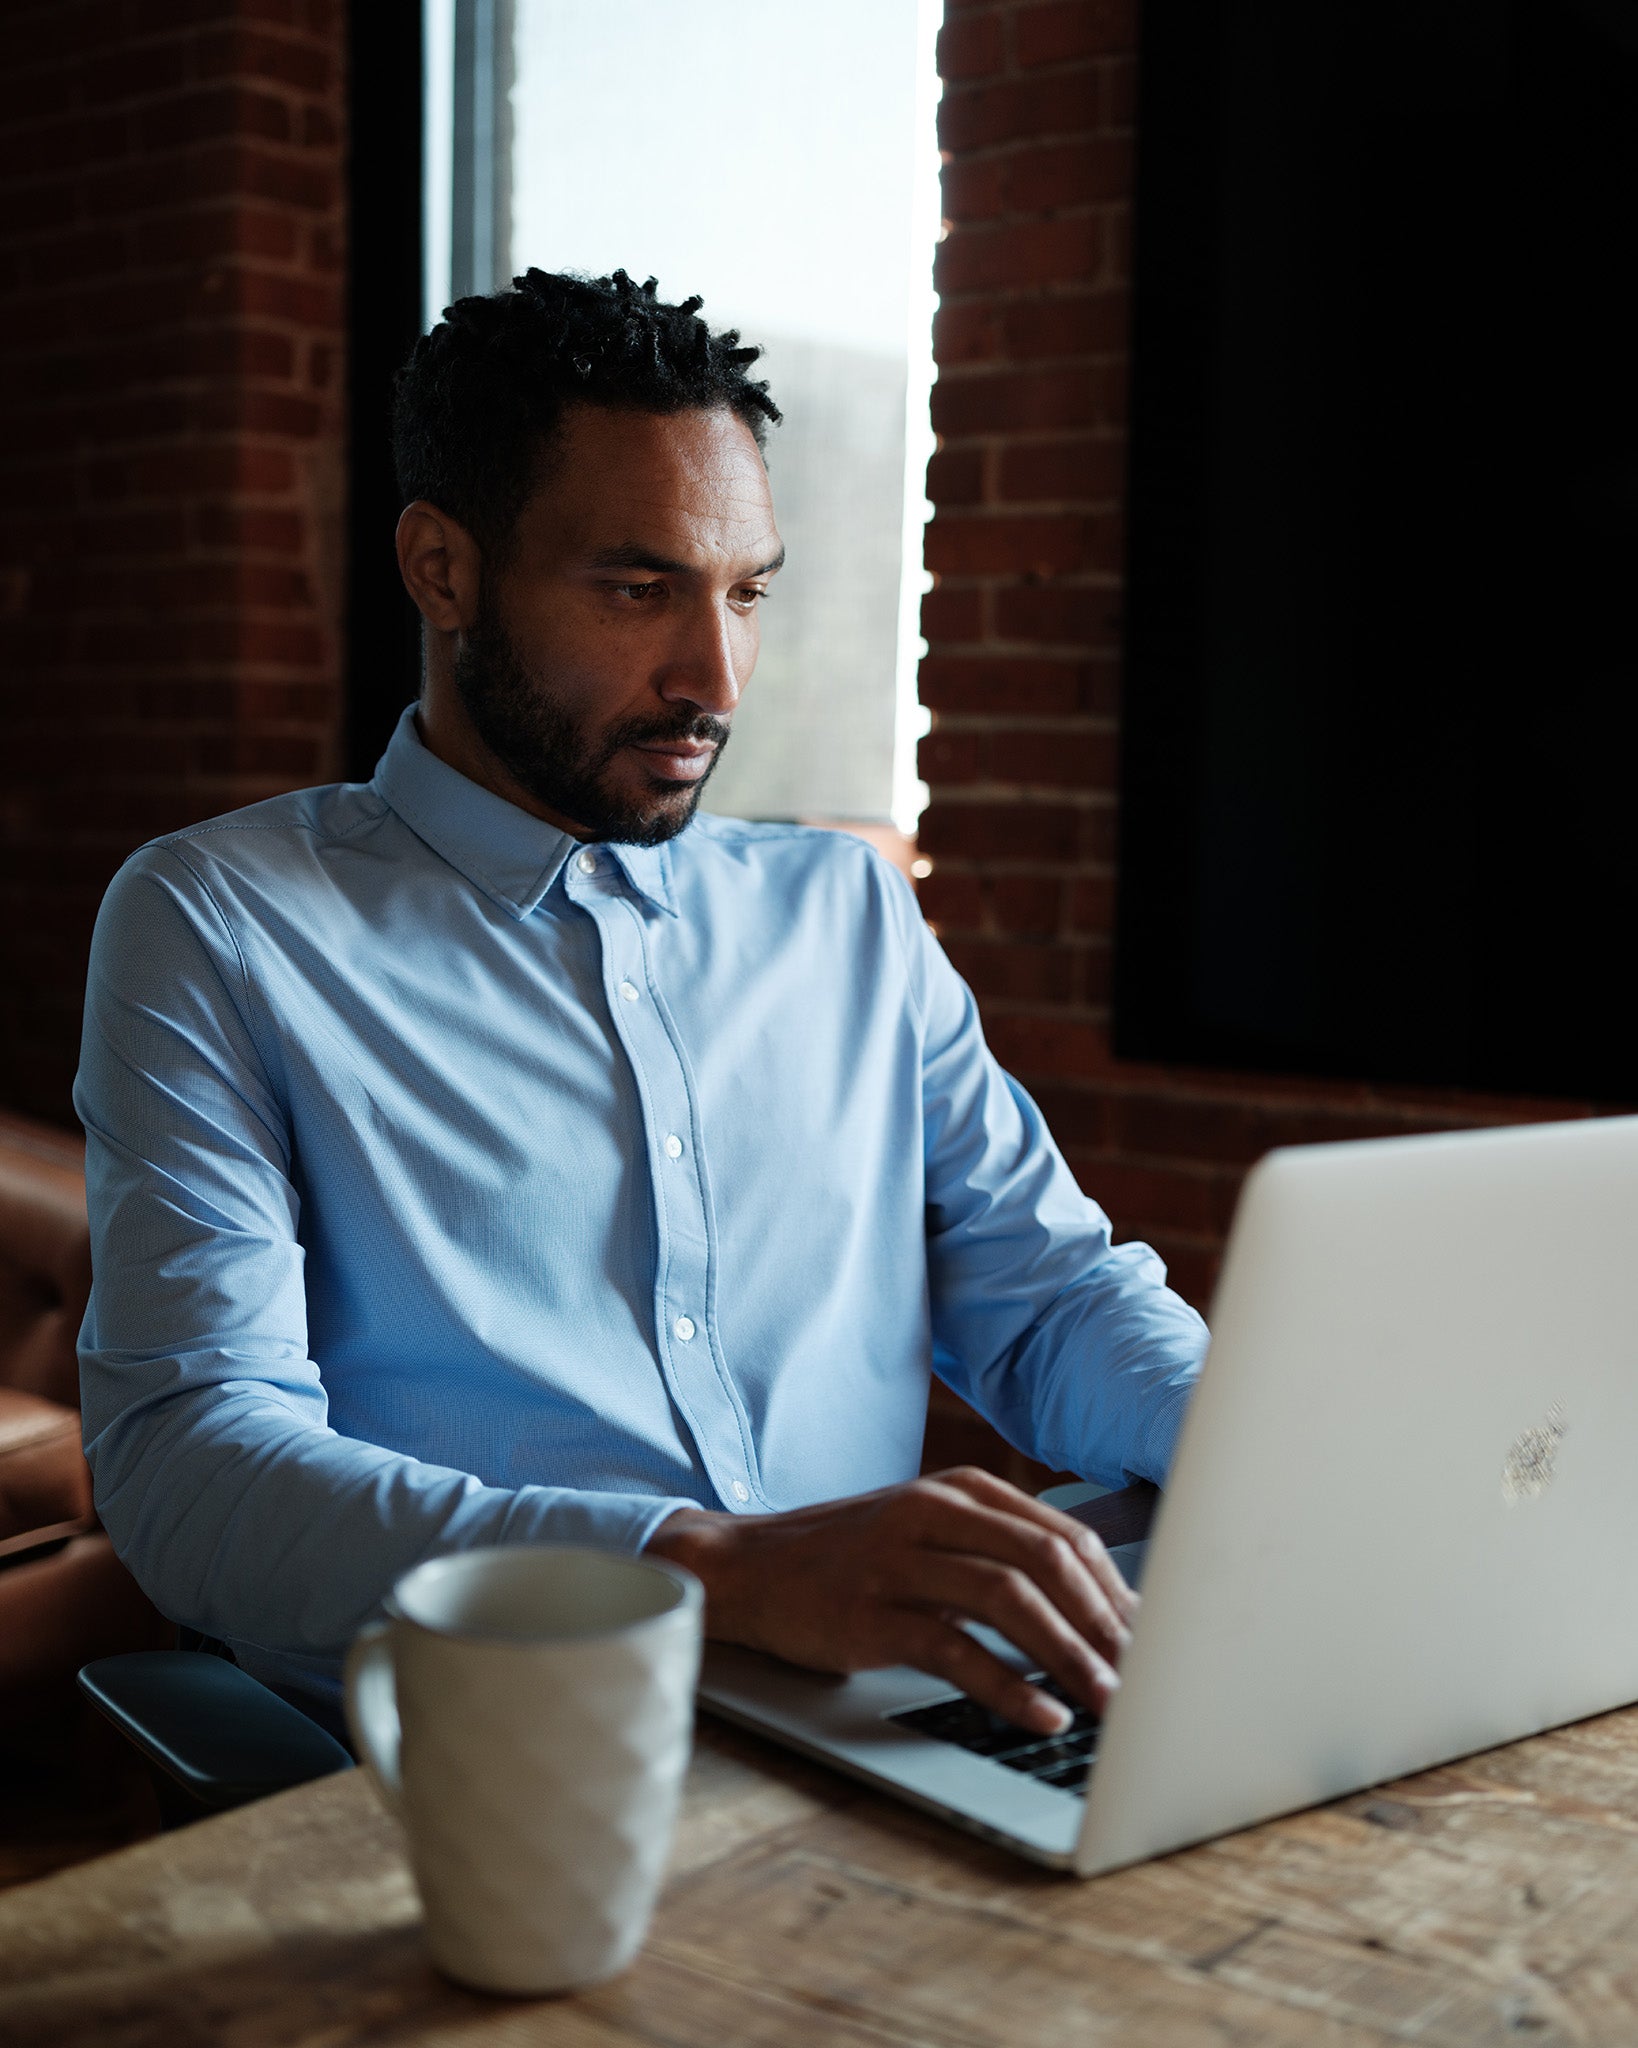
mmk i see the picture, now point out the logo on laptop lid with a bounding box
[1501,1404,1567,1504]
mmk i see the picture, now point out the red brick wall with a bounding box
[0,1,346,1127]
[918,0,1602,1325]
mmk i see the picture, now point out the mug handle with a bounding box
[344,1618,405,1818]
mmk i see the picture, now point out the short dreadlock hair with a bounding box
[392,268,782,560]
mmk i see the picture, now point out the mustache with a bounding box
[601,710,731,754]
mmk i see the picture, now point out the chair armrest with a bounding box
[78,1651,352,1815]
[0,1516,94,1573]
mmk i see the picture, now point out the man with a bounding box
[77,271,1208,1738]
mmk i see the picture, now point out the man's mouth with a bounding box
[627,739,718,784]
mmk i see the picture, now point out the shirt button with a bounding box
[673,1314,696,1342]
[731,1481,751,1503]
[663,1133,683,1159]
[576,850,597,875]
[618,980,640,1003]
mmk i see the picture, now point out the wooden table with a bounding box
[6,1701,1638,2046]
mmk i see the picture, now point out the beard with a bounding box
[451,595,730,846]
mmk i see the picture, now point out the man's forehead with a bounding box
[528,404,779,567]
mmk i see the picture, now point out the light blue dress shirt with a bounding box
[76,707,1207,1704]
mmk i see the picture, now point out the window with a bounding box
[424,0,942,836]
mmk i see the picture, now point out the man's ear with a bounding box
[396,501,482,632]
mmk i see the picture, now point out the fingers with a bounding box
[896,1611,1090,1735]
[910,1483,1132,1669]
[933,1466,1139,1622]
[903,1551,1120,1719]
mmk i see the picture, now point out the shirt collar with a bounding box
[372,705,680,920]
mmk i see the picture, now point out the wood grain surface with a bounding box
[5,1700,1638,2045]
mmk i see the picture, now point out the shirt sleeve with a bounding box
[75,847,695,1684]
[892,872,1209,1489]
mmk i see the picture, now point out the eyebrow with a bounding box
[587,543,786,578]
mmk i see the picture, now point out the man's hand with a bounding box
[647,1465,1137,1736]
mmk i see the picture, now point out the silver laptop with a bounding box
[700,1114,1638,1875]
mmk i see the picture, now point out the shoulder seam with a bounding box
[148,792,388,856]
[148,843,288,1102]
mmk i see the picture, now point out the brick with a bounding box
[920,655,1088,717]
[1107,1092,1429,1170]
[1014,0,1137,70]
[1069,1157,1228,1235]
[936,214,1106,297]
[917,798,1095,864]
[925,446,984,507]
[90,560,317,613]
[1066,872,1115,934]
[920,585,985,645]
[308,220,344,274]
[79,38,191,108]
[139,86,294,151]
[192,505,306,554]
[60,506,193,560]
[168,326,300,383]
[238,387,325,437]
[998,294,1129,363]
[943,936,1080,1004]
[196,731,325,777]
[1003,137,1132,213]
[234,143,339,214]
[300,103,340,148]
[925,510,1115,578]
[85,443,298,501]
[940,153,1006,226]
[997,437,1125,504]
[236,268,342,329]
[194,25,335,96]
[1105,201,1133,284]
[236,619,328,668]
[918,869,986,934]
[938,67,1102,155]
[920,725,1117,791]
[12,726,193,781]
[1101,55,1137,127]
[993,582,1122,649]
[134,204,302,267]
[937,10,1006,83]
[985,1012,1111,1082]
[932,362,1122,437]
[235,680,337,722]
[24,228,129,290]
[1029,1083,1111,1149]
[932,300,1004,367]
[0,180,81,240]
[991,874,1066,938]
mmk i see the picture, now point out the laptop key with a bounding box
[890,1695,1045,1761]
[889,1678,1101,1794]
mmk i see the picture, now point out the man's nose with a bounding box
[658,599,744,717]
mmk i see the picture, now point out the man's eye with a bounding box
[736,587,769,606]
[612,581,665,602]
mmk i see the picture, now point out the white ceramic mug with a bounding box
[344,1544,703,1995]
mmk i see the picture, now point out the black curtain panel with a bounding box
[1115,0,1638,1098]
[345,5,427,781]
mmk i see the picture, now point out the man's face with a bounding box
[453,404,783,845]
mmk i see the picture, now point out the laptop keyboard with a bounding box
[887,1676,1100,1795]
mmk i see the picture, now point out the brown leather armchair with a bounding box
[0,1110,169,1716]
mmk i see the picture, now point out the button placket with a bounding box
[589,890,762,1514]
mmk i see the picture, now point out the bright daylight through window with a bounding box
[424,0,944,839]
